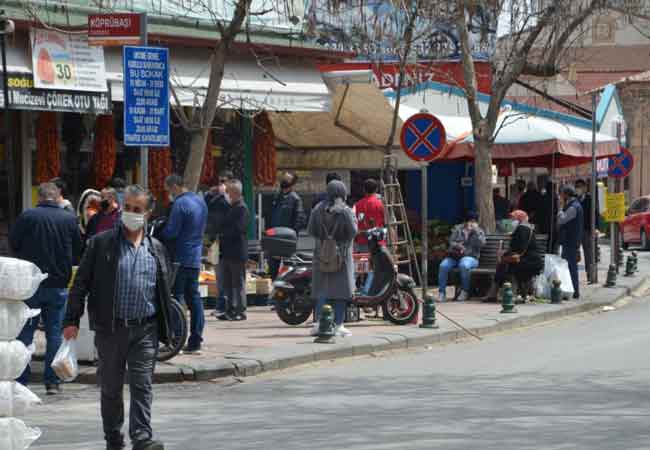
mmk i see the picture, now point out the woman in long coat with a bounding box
[308,180,358,337]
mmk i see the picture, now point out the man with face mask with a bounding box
[557,185,584,299]
[264,172,306,279]
[161,174,208,354]
[85,187,121,242]
[63,185,173,450]
[214,180,250,321]
[575,179,597,283]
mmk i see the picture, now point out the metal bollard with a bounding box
[314,304,336,344]
[550,279,562,304]
[632,251,639,273]
[625,255,635,277]
[420,294,439,329]
[500,282,517,314]
[617,247,625,271]
[605,264,617,287]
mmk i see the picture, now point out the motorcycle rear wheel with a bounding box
[275,294,313,326]
[383,288,419,325]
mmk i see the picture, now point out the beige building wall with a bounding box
[619,81,650,199]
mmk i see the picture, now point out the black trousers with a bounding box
[222,259,247,315]
[95,321,158,446]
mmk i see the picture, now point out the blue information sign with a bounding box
[123,46,169,147]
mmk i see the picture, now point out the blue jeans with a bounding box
[438,256,479,294]
[314,296,347,326]
[173,267,204,349]
[17,287,67,386]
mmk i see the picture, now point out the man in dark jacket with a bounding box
[161,174,208,354]
[558,185,584,299]
[575,179,598,283]
[10,182,81,395]
[63,185,172,450]
[265,172,306,279]
[216,179,250,321]
[518,181,544,227]
[204,170,233,240]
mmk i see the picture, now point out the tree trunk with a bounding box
[183,128,210,191]
[474,138,496,232]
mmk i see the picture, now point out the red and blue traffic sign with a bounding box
[608,147,634,179]
[400,113,447,163]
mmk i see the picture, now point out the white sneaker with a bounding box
[309,322,320,336]
[335,325,352,337]
[439,293,447,302]
[457,291,469,302]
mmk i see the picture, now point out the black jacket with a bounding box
[9,201,81,288]
[205,191,230,242]
[579,193,598,231]
[64,227,174,344]
[218,200,250,262]
[266,191,306,232]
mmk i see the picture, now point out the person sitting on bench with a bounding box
[438,211,486,302]
[487,210,544,301]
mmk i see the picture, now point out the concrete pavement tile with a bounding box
[150,364,185,383]
[230,358,262,377]
[183,360,237,381]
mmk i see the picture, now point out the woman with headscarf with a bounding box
[486,210,544,301]
[308,180,358,337]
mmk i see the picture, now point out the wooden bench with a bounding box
[447,233,549,298]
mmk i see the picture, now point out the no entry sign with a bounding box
[608,147,634,179]
[400,113,446,163]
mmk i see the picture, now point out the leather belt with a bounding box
[115,315,157,328]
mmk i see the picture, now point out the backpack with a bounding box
[318,214,344,273]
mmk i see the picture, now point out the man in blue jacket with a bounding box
[161,175,208,354]
[557,185,584,299]
[10,182,81,395]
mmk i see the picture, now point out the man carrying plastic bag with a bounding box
[63,185,173,450]
[9,182,82,395]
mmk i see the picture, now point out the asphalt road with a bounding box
[29,295,650,450]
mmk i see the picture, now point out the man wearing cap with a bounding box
[558,185,584,299]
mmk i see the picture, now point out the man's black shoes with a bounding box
[133,440,165,450]
[45,384,61,396]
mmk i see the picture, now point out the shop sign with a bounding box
[0,72,111,114]
[30,28,108,92]
[88,13,143,46]
[123,46,170,146]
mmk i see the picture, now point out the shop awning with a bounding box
[437,109,619,168]
[105,47,331,112]
[268,70,420,170]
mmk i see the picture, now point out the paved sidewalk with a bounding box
[30,249,650,384]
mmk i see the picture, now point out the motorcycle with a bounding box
[266,227,420,326]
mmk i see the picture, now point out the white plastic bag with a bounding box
[51,339,79,382]
[541,254,574,297]
[0,382,41,417]
[0,341,33,381]
[0,257,48,301]
[0,302,40,341]
[535,274,550,299]
[0,418,41,450]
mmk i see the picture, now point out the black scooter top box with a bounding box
[262,227,298,258]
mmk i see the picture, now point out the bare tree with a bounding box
[455,0,617,231]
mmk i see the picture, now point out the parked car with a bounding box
[622,196,650,250]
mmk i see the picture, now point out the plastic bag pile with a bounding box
[0,258,45,449]
[535,254,576,299]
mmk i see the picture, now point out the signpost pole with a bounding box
[140,13,148,188]
[421,164,428,301]
[590,93,598,284]
[0,12,15,225]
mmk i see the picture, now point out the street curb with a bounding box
[32,274,650,385]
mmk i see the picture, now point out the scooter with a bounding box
[268,227,420,326]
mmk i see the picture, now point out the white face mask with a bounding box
[121,211,146,231]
